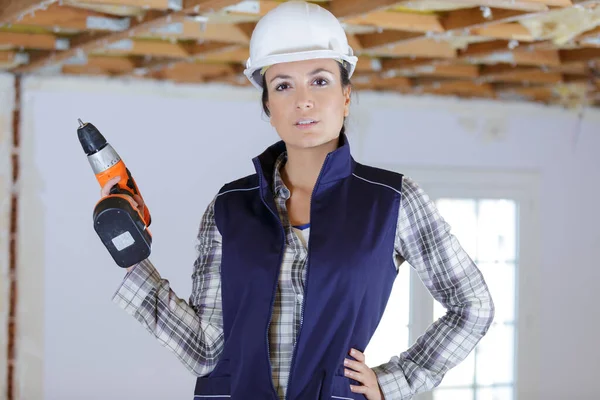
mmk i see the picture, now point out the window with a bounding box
[363,167,536,400]
[431,198,517,400]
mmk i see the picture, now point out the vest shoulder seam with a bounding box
[351,173,402,195]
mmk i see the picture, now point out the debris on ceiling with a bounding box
[2,0,600,108]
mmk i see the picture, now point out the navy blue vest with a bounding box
[194,134,404,399]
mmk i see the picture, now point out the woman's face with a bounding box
[264,58,351,151]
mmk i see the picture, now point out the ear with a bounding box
[343,86,351,117]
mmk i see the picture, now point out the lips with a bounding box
[295,119,318,126]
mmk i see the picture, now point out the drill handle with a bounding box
[110,169,152,227]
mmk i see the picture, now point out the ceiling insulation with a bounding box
[1,0,600,108]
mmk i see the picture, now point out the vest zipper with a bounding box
[286,153,332,400]
[254,158,286,400]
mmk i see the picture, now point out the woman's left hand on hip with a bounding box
[344,348,384,400]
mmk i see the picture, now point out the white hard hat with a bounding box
[243,0,358,89]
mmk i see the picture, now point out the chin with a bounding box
[285,130,339,150]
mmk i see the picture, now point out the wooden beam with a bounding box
[343,11,445,33]
[138,20,250,44]
[470,23,535,41]
[380,57,441,70]
[99,39,191,58]
[330,0,402,19]
[365,38,457,58]
[0,31,68,50]
[481,66,564,83]
[441,7,530,31]
[154,61,234,81]
[0,0,58,26]
[12,0,241,73]
[195,45,248,62]
[13,4,131,33]
[355,56,382,72]
[416,80,496,97]
[459,39,513,57]
[355,30,422,50]
[560,48,600,63]
[0,50,28,67]
[66,0,183,9]
[430,0,549,12]
[415,64,480,79]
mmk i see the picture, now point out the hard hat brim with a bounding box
[244,49,358,90]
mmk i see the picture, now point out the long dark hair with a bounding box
[260,61,353,136]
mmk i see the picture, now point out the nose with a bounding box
[295,87,314,110]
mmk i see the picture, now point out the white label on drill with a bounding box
[112,231,135,251]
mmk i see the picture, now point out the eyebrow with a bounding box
[269,68,334,84]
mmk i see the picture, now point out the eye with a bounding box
[275,82,290,91]
[314,77,329,86]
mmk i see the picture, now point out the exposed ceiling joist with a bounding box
[12,0,241,73]
[330,0,402,20]
[0,0,58,26]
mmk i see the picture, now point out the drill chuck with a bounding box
[77,118,108,155]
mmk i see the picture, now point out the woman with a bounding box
[104,2,495,399]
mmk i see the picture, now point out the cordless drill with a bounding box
[77,119,152,268]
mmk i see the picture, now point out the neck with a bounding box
[281,137,339,193]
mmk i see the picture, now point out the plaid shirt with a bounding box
[112,152,495,399]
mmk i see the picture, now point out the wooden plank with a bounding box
[513,48,561,67]
[100,39,190,57]
[68,0,181,9]
[367,38,457,58]
[12,4,128,32]
[195,45,248,62]
[343,11,444,33]
[355,56,382,72]
[85,55,138,72]
[441,7,530,31]
[12,0,241,73]
[0,31,67,50]
[481,66,564,83]
[158,61,234,81]
[381,57,441,70]
[560,48,600,63]
[459,40,513,57]
[0,0,58,26]
[355,30,422,50]
[224,0,280,17]
[62,64,117,76]
[417,80,495,97]
[330,0,402,19]
[471,23,535,41]
[420,64,480,78]
[347,34,363,51]
[428,0,549,12]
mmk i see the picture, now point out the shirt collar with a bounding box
[272,152,290,199]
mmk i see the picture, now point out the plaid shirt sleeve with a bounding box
[111,195,224,377]
[372,176,495,399]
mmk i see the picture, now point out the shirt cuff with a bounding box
[111,258,160,316]
[372,358,411,400]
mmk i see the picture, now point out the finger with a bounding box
[345,368,367,385]
[100,176,121,197]
[132,194,143,207]
[349,385,368,394]
[350,348,366,363]
[344,358,368,373]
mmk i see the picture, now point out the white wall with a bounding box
[13,74,600,400]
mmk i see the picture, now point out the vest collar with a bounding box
[252,133,355,195]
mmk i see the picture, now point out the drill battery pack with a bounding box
[93,195,152,268]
